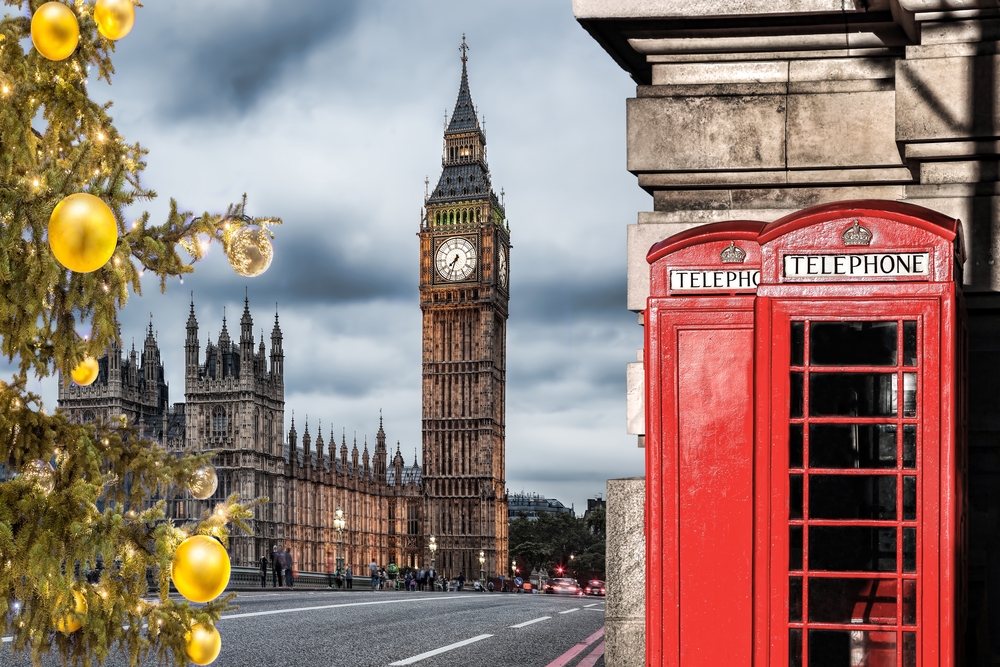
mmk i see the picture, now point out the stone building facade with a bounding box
[58,297,425,574]
[574,2,1000,663]
[419,40,510,582]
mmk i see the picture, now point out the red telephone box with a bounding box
[645,202,967,667]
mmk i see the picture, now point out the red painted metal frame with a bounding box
[645,202,966,667]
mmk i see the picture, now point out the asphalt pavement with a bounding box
[2,589,606,667]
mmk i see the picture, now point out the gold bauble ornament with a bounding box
[71,357,99,386]
[226,226,273,278]
[94,0,134,40]
[55,589,87,634]
[188,465,218,500]
[23,460,55,495]
[31,2,80,61]
[48,193,118,273]
[171,535,230,603]
[185,622,222,665]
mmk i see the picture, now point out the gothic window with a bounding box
[212,406,227,438]
[446,177,451,184]
[406,503,420,535]
[82,410,95,423]
[436,212,441,225]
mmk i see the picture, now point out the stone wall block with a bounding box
[626,360,644,436]
[896,55,1000,143]
[606,477,646,667]
[626,95,786,173]
[628,221,698,311]
[787,90,903,168]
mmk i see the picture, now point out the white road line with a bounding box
[583,603,599,608]
[219,595,465,620]
[1,637,10,644]
[559,608,580,614]
[510,616,551,628]
[388,634,493,665]
[584,608,605,611]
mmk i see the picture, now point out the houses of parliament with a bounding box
[58,41,510,580]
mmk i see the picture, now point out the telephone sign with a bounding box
[645,201,967,667]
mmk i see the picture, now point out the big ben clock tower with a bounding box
[420,37,509,581]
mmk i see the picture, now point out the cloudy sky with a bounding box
[28,0,649,513]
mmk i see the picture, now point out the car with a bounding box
[583,580,606,596]
[544,577,583,595]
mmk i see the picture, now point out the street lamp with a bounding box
[333,506,346,576]
[429,535,438,590]
[511,558,517,592]
[478,550,485,589]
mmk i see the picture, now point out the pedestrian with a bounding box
[272,547,282,588]
[380,568,387,590]
[327,555,335,589]
[409,575,417,592]
[285,549,294,588]
[369,559,378,590]
[259,554,268,588]
[346,564,353,589]
[404,572,412,591]
[488,580,494,592]
[427,566,436,591]
[457,573,465,591]
[417,568,426,591]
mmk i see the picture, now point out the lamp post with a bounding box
[478,550,485,589]
[429,535,437,591]
[511,559,517,592]
[333,506,346,576]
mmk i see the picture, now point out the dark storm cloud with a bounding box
[511,272,627,323]
[115,1,363,120]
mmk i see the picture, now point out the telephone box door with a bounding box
[760,297,948,667]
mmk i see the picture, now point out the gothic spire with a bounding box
[446,34,479,135]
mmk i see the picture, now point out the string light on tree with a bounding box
[30,2,79,61]
[48,193,118,273]
[94,0,135,41]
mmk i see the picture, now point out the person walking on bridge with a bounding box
[259,555,268,588]
[369,559,378,590]
[271,547,283,588]
[346,564,353,589]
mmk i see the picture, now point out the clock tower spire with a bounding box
[420,36,509,583]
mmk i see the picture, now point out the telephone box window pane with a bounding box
[903,425,916,468]
[790,424,804,468]
[810,321,897,366]
[809,373,896,417]
[903,632,916,667]
[807,578,897,625]
[809,475,896,520]
[903,476,917,521]
[790,475,804,519]
[789,576,803,622]
[791,372,804,418]
[809,424,896,469]
[790,526,803,570]
[903,528,916,572]
[791,321,805,366]
[903,579,916,625]
[807,630,896,667]
[789,629,803,667]
[809,526,896,572]
[903,373,917,417]
[903,321,917,366]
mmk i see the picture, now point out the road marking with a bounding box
[558,607,580,614]
[510,616,551,628]
[583,603,599,608]
[388,634,493,665]
[544,627,605,667]
[584,607,605,611]
[578,641,606,667]
[219,595,464,620]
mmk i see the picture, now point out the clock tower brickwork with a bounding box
[419,38,510,581]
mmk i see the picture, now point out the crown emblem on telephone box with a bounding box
[842,220,873,246]
[720,242,747,264]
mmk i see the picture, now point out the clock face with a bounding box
[436,237,477,281]
[498,246,508,288]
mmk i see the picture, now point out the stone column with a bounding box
[605,478,645,667]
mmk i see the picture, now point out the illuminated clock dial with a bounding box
[498,246,508,288]
[436,237,477,281]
